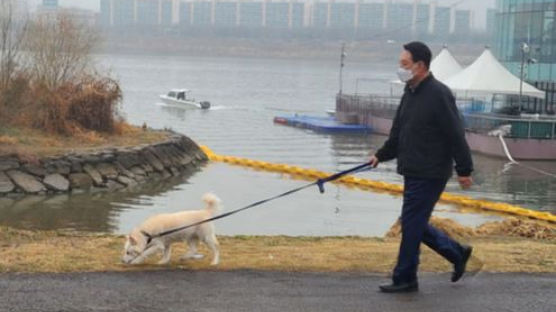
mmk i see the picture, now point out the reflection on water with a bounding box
[0,163,501,236]
[0,168,202,233]
[0,54,553,235]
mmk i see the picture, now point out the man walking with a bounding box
[370,41,474,293]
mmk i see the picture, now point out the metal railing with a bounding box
[464,113,556,139]
[337,94,556,140]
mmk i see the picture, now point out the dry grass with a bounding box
[386,216,555,241]
[0,75,123,135]
[0,125,170,158]
[0,226,554,274]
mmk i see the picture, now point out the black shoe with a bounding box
[379,281,419,293]
[452,245,473,282]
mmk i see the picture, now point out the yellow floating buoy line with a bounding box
[199,146,556,223]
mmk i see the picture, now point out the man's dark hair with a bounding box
[403,41,432,69]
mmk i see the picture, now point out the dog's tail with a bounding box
[202,193,221,215]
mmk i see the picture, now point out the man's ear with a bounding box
[416,61,425,72]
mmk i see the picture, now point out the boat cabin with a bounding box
[167,89,190,101]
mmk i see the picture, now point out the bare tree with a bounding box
[24,11,99,90]
[0,0,27,90]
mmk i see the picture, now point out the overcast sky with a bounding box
[28,0,496,29]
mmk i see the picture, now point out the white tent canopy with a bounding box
[430,47,463,83]
[444,48,545,99]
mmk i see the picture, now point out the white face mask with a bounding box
[397,66,414,83]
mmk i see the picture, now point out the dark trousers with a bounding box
[392,176,465,284]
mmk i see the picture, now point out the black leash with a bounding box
[141,162,372,245]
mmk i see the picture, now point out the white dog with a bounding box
[122,193,221,265]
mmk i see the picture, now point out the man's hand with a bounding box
[369,155,380,168]
[458,176,473,189]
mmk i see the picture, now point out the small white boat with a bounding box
[325,109,336,117]
[159,89,210,109]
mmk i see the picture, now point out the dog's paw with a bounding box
[210,260,219,266]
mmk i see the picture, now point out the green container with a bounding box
[510,121,529,138]
[510,121,554,139]
[529,122,554,139]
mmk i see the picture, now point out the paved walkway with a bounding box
[0,270,554,312]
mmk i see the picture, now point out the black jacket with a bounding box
[375,74,473,179]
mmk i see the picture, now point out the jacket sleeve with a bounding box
[436,90,474,176]
[375,98,403,162]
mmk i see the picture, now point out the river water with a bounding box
[0,54,554,236]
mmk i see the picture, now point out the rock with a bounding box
[181,155,193,167]
[0,158,20,171]
[167,145,186,167]
[5,170,46,193]
[130,166,146,177]
[161,169,172,179]
[80,154,101,164]
[22,163,47,177]
[96,163,119,180]
[148,172,162,180]
[116,152,143,169]
[105,180,124,191]
[0,171,15,193]
[44,160,71,175]
[66,157,83,173]
[68,173,93,190]
[150,145,173,167]
[141,149,165,172]
[100,153,115,162]
[116,175,137,187]
[195,151,207,161]
[113,161,135,179]
[141,163,154,174]
[176,136,197,152]
[82,164,104,186]
[43,174,70,191]
[169,167,180,176]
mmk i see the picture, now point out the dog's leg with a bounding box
[180,237,204,260]
[157,245,172,265]
[203,234,220,265]
[131,243,163,265]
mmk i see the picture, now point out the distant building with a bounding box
[38,0,96,26]
[386,2,413,32]
[98,0,477,39]
[357,2,384,31]
[42,0,58,8]
[494,0,556,82]
[311,1,328,28]
[486,8,497,38]
[329,3,355,29]
[453,9,471,34]
[432,6,450,38]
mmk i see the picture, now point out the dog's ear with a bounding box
[128,235,137,245]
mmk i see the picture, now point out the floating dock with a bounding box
[273,115,371,133]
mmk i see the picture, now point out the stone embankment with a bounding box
[0,133,207,196]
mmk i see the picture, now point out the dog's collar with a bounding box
[140,230,153,245]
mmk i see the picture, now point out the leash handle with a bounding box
[317,162,372,193]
